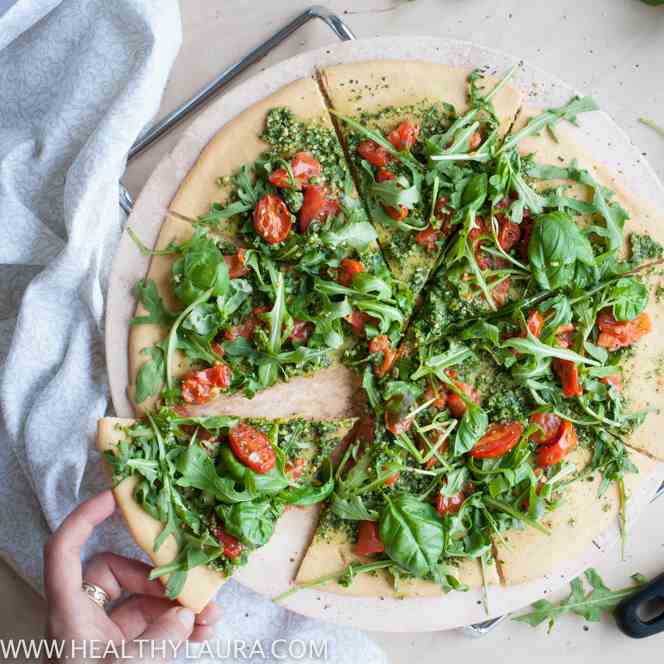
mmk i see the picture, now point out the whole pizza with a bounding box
[98,60,664,614]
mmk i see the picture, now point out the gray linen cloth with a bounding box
[0,1,387,661]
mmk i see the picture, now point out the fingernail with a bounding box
[177,608,195,628]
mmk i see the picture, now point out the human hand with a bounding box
[44,490,222,663]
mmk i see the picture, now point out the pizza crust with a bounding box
[97,417,227,613]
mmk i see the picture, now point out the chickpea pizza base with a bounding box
[117,62,664,604]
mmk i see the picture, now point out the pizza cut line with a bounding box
[101,61,664,612]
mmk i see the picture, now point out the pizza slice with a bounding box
[128,77,408,417]
[97,412,355,612]
[318,60,523,299]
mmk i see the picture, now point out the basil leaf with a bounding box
[379,495,444,578]
[453,405,488,457]
[216,500,276,547]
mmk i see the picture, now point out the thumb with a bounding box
[124,606,196,660]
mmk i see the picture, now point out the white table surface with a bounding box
[124,1,664,659]
[2,1,663,662]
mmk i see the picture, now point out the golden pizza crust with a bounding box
[97,417,227,613]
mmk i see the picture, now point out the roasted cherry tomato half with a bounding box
[337,258,365,287]
[253,194,292,244]
[470,421,524,459]
[228,422,276,474]
[298,185,340,232]
[181,364,232,405]
[368,334,397,377]
[552,358,583,398]
[387,121,419,151]
[415,225,439,252]
[555,323,575,348]
[536,420,577,467]
[525,310,545,338]
[345,309,376,337]
[288,319,313,344]
[497,216,521,252]
[268,151,322,189]
[223,247,248,278]
[355,520,384,556]
[597,309,652,351]
[529,412,563,445]
[447,381,481,418]
[435,491,465,517]
[212,526,243,559]
[357,140,391,167]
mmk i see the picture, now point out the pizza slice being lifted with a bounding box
[97,412,355,612]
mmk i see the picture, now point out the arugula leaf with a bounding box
[216,500,276,546]
[330,494,379,521]
[379,495,444,578]
[131,280,176,326]
[281,458,335,505]
[513,568,647,632]
[135,346,165,403]
[502,336,600,366]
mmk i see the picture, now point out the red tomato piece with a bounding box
[368,334,397,377]
[385,408,413,437]
[435,491,465,517]
[552,358,583,398]
[447,381,481,418]
[468,131,482,151]
[597,309,652,351]
[228,422,276,474]
[537,420,577,467]
[357,140,391,167]
[345,309,377,337]
[298,185,340,233]
[181,364,232,405]
[600,374,622,392]
[253,194,292,244]
[525,310,545,338]
[383,469,400,486]
[497,217,521,252]
[337,258,365,287]
[415,225,439,252]
[223,247,248,279]
[423,381,447,410]
[555,323,575,348]
[387,121,420,151]
[375,169,408,220]
[529,412,563,445]
[469,422,524,459]
[288,319,313,344]
[212,526,243,559]
[491,278,511,307]
[355,520,384,556]
[268,151,322,189]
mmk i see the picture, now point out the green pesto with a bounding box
[630,232,663,263]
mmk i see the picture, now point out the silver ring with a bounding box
[82,581,111,609]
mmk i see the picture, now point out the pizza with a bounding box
[102,60,664,612]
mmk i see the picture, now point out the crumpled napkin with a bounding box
[0,1,386,661]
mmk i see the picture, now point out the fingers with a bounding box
[83,553,166,602]
[44,491,116,605]
[111,596,222,642]
[122,607,196,659]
